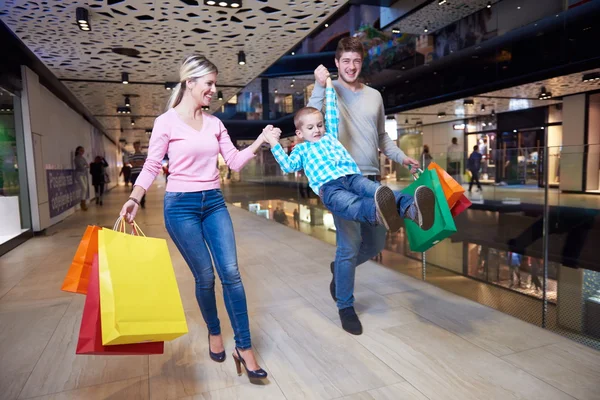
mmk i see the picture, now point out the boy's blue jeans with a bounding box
[320,174,413,227]
[320,174,414,310]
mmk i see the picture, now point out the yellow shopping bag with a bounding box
[99,219,188,345]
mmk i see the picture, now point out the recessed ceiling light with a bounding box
[218,91,223,100]
[438,0,447,4]
[76,7,91,32]
[238,51,246,65]
[291,51,295,55]
[325,23,329,27]
[125,96,130,107]
[582,72,600,82]
[122,72,129,84]
[205,0,242,7]
[424,26,428,33]
[487,1,492,8]
[392,28,400,34]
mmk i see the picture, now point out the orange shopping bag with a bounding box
[427,162,465,209]
[61,225,100,294]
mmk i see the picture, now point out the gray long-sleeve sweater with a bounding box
[307,80,406,176]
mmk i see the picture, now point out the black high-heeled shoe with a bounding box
[232,348,268,381]
[208,333,226,363]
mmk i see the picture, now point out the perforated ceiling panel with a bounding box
[0,0,344,145]
[396,68,600,126]
[391,0,500,35]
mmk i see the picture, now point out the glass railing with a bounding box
[221,143,600,350]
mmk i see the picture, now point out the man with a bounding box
[447,137,463,183]
[468,145,483,193]
[307,37,419,335]
[129,141,147,208]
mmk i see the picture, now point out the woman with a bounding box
[120,55,278,382]
[90,156,109,205]
[74,146,88,211]
[421,144,433,169]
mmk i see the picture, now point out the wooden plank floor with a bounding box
[1,184,599,400]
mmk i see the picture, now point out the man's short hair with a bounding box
[335,37,365,60]
[294,107,322,129]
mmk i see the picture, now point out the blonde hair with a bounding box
[166,55,218,110]
[294,107,322,129]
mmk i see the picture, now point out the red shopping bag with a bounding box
[62,226,100,294]
[451,194,472,217]
[76,255,164,355]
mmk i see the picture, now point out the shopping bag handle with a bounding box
[411,168,424,181]
[113,217,146,237]
[131,221,146,237]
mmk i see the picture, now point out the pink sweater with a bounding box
[135,108,255,192]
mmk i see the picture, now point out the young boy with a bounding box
[262,78,435,233]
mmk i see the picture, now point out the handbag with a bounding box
[401,169,457,252]
[99,219,188,345]
[76,255,164,355]
[61,225,100,294]
[427,162,465,209]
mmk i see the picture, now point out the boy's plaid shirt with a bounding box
[271,87,361,194]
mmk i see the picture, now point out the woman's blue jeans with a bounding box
[164,189,251,349]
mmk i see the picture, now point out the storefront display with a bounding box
[0,86,32,252]
[586,93,600,193]
[466,132,496,183]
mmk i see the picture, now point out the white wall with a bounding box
[102,134,121,189]
[421,120,465,169]
[21,66,118,231]
[560,94,586,191]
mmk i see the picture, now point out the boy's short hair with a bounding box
[335,37,365,60]
[473,145,479,151]
[294,107,322,129]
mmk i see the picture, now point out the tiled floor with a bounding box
[1,184,599,400]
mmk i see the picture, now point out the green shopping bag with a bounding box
[401,169,457,252]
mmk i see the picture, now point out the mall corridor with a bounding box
[1,185,599,400]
